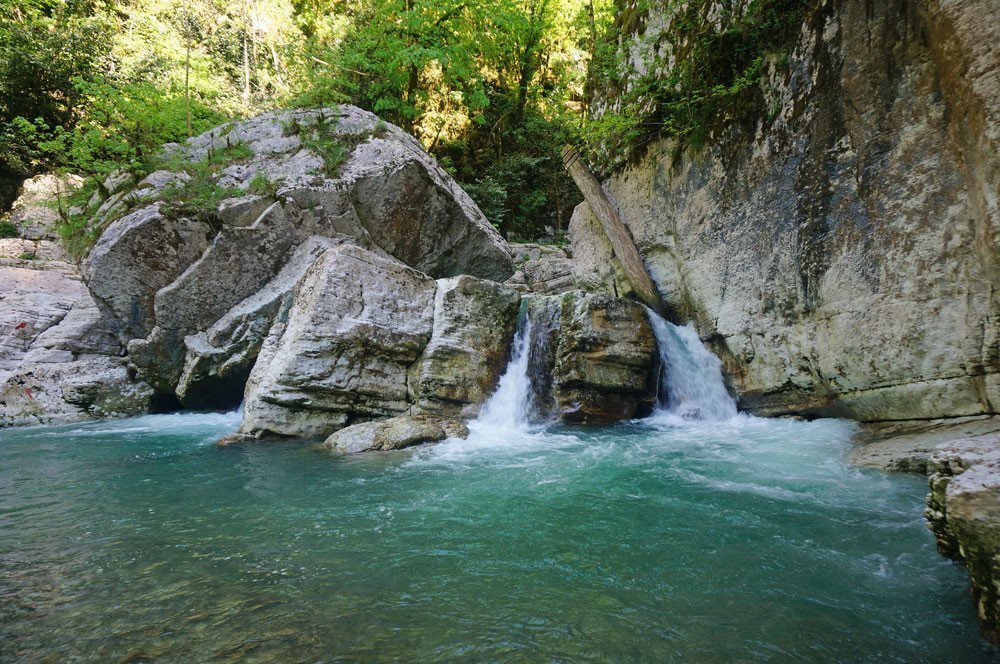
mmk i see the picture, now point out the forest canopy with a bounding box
[0,0,809,239]
[0,0,613,239]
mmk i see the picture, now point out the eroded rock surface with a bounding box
[578,0,1000,422]
[925,434,1000,643]
[0,239,151,426]
[409,276,520,417]
[525,291,658,423]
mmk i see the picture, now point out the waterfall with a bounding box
[476,315,535,429]
[647,311,738,421]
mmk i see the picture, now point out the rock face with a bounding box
[83,105,514,404]
[0,237,152,427]
[925,434,1000,643]
[240,244,437,439]
[525,291,658,423]
[577,0,999,422]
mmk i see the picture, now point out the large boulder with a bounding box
[408,276,520,417]
[82,105,514,404]
[238,244,437,440]
[525,291,658,423]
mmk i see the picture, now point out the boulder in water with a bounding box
[525,291,659,424]
[323,415,469,453]
[408,275,520,417]
[82,105,514,406]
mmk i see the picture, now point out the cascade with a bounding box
[475,314,535,429]
[647,311,738,420]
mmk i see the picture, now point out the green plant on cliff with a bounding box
[584,0,815,170]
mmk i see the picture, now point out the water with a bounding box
[647,313,738,420]
[476,316,534,430]
[1,410,995,661]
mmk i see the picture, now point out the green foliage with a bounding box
[299,116,350,177]
[18,251,37,260]
[248,172,280,198]
[0,220,17,238]
[585,0,815,169]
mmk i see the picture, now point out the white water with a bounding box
[647,312,738,421]
[475,316,535,429]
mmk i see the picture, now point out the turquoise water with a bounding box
[0,411,995,662]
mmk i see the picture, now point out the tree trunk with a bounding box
[561,146,669,317]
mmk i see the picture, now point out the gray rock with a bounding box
[409,275,520,417]
[579,0,1000,423]
[3,173,83,240]
[324,415,469,453]
[925,434,1000,643]
[84,204,214,341]
[0,240,152,427]
[82,106,515,404]
[238,243,436,440]
[525,291,659,423]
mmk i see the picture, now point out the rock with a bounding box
[83,106,515,404]
[176,236,345,409]
[2,173,83,240]
[924,434,1000,643]
[850,416,1000,473]
[525,291,658,423]
[238,244,436,440]
[0,238,152,427]
[84,204,214,341]
[507,243,575,294]
[579,0,1000,423]
[323,415,469,453]
[408,276,520,417]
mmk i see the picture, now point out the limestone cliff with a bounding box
[575,0,999,422]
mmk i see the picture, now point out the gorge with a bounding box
[1,0,998,658]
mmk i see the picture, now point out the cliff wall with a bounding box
[574,0,999,422]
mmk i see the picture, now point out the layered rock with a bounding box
[408,276,520,417]
[925,434,1000,643]
[525,291,658,423]
[323,415,469,454]
[239,244,437,439]
[0,239,151,427]
[505,243,575,295]
[577,0,999,422]
[83,105,514,405]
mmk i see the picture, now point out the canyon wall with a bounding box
[575,0,999,422]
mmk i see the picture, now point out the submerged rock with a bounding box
[323,415,469,454]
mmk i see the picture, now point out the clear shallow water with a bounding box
[0,412,995,662]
